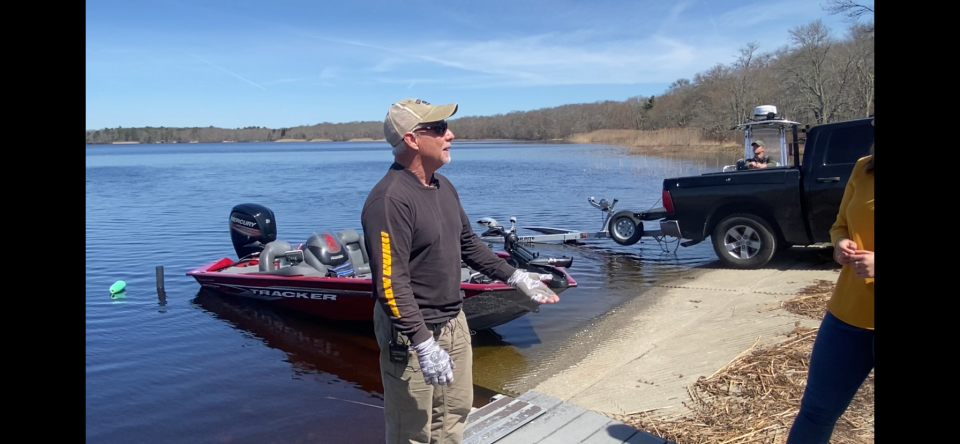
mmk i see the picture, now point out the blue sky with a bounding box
[86,0,869,130]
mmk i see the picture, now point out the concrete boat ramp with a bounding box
[464,391,674,444]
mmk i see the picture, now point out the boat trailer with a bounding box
[477,197,679,252]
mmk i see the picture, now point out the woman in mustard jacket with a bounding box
[786,119,874,443]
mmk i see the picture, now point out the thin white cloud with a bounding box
[704,1,719,35]
[302,34,382,51]
[92,48,141,54]
[715,0,818,29]
[278,2,841,89]
[187,53,267,90]
[370,58,403,72]
[303,17,743,86]
[319,67,339,78]
[418,33,725,86]
[663,0,696,29]
[262,78,307,86]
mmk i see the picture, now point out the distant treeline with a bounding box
[86,122,383,145]
[86,19,873,145]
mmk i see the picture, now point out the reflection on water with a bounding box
[192,289,384,393]
[193,289,521,408]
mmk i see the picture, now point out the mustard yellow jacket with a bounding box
[828,155,874,329]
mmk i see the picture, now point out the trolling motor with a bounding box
[477,218,573,273]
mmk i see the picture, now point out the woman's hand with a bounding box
[849,250,874,279]
[835,238,858,266]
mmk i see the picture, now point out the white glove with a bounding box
[508,270,558,303]
[412,337,455,386]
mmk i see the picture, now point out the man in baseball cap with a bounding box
[747,140,773,169]
[361,99,561,443]
[383,98,458,149]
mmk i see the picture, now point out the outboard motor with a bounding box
[303,231,355,277]
[229,203,277,259]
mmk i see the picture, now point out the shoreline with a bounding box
[89,139,736,151]
[89,138,756,164]
[513,247,842,420]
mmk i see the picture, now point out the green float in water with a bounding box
[110,280,127,298]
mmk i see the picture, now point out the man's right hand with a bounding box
[413,337,455,386]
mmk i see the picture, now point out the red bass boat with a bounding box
[187,203,577,331]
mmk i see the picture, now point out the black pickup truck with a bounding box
[657,108,874,269]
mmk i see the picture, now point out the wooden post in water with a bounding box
[156,265,167,303]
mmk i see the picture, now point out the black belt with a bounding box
[390,319,451,346]
[425,320,449,339]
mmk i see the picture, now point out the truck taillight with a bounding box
[662,189,675,213]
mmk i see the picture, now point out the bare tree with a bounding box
[823,0,874,33]
[822,0,874,22]
[846,23,875,117]
[691,64,735,140]
[730,43,761,124]
[662,79,696,127]
[779,20,836,124]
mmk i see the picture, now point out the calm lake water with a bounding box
[86,140,727,443]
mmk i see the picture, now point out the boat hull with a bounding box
[187,256,575,330]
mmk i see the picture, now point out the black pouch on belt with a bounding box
[388,325,409,363]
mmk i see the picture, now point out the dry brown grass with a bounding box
[780,279,834,321]
[623,280,874,444]
[568,128,742,155]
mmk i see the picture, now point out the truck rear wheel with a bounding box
[711,214,777,269]
[609,210,644,245]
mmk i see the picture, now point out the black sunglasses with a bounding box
[413,121,448,135]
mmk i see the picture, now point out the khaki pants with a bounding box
[373,306,473,444]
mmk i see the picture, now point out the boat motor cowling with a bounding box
[229,203,278,259]
[303,231,354,277]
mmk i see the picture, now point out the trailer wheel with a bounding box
[610,211,644,246]
[710,213,777,269]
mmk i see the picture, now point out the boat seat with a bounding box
[259,240,293,272]
[338,229,371,275]
[260,240,328,276]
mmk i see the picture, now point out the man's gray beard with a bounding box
[442,154,451,165]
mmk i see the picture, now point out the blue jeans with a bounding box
[786,311,874,444]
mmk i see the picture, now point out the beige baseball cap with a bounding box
[383,98,458,147]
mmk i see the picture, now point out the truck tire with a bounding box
[609,210,644,246]
[711,214,777,269]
